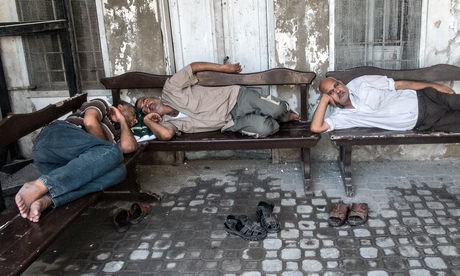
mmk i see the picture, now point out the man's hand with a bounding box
[109,106,127,123]
[432,83,455,94]
[310,94,333,133]
[222,63,242,74]
[191,62,242,74]
[395,80,455,94]
[144,112,163,123]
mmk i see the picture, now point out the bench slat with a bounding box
[100,68,316,89]
[145,122,319,151]
[0,93,87,149]
[330,128,460,146]
[0,192,101,276]
[326,64,460,84]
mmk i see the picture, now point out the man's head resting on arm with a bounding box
[135,96,164,115]
[112,100,138,128]
[318,77,353,109]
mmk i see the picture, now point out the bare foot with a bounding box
[289,111,300,121]
[15,179,48,219]
[28,196,53,222]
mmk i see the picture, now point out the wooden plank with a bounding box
[329,128,460,146]
[144,122,320,152]
[326,64,460,84]
[0,93,87,149]
[100,68,316,88]
[0,192,101,276]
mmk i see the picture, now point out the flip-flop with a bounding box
[224,215,267,241]
[256,201,281,233]
[112,208,130,233]
[347,203,369,226]
[129,202,152,225]
[327,203,349,227]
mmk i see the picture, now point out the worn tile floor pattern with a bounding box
[22,159,460,275]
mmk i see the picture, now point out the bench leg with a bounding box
[301,148,313,196]
[337,145,354,197]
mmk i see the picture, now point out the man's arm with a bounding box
[143,113,176,140]
[110,106,138,154]
[83,109,107,140]
[310,94,333,133]
[190,62,242,74]
[395,80,455,94]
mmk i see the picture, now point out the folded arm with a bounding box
[83,109,107,140]
[310,94,333,133]
[143,113,176,140]
[110,106,138,154]
[395,80,455,94]
[84,107,138,154]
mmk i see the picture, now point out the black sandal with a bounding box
[256,201,281,233]
[224,215,267,241]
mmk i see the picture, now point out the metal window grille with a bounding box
[16,0,104,90]
[334,0,422,70]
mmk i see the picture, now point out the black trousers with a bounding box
[414,88,460,132]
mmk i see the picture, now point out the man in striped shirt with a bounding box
[15,98,138,222]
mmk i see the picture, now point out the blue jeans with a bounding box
[33,120,126,207]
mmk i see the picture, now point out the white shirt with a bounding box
[325,75,419,131]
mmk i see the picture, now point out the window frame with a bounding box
[328,0,428,71]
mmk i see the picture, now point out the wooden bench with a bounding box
[101,68,321,194]
[326,64,460,197]
[0,93,156,276]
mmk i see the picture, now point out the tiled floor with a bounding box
[23,159,460,275]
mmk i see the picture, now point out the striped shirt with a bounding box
[66,99,120,143]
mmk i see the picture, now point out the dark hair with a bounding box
[116,100,133,108]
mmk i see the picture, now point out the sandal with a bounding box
[256,201,281,233]
[112,208,130,233]
[347,203,369,226]
[224,215,267,241]
[327,203,349,227]
[129,202,152,225]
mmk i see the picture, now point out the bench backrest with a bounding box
[100,68,316,121]
[326,64,460,84]
[0,93,87,148]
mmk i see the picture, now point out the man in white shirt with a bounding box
[310,75,460,133]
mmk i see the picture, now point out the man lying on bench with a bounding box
[310,74,460,133]
[14,99,138,222]
[135,62,300,140]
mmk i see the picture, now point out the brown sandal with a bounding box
[347,203,369,226]
[327,204,349,227]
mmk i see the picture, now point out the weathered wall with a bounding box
[103,0,166,75]
[2,0,460,162]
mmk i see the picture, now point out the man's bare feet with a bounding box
[289,111,300,121]
[15,179,48,219]
[28,196,53,222]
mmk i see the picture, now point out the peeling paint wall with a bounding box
[102,0,166,75]
[2,0,460,162]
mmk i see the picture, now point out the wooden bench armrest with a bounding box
[0,93,87,149]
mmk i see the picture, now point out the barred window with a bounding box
[17,0,104,90]
[334,0,422,70]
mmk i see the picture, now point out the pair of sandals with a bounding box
[112,202,152,233]
[224,201,281,241]
[327,203,369,227]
